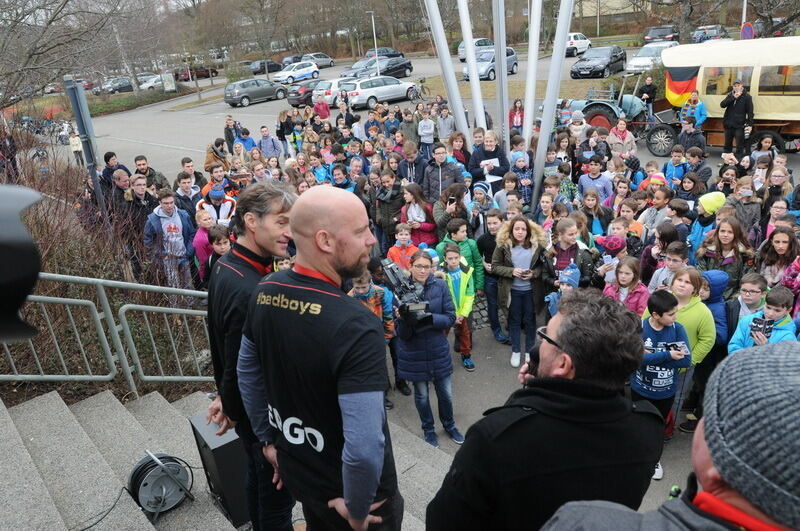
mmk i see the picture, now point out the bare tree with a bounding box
[626,0,728,44]
[0,0,121,108]
[239,0,285,77]
[749,0,800,35]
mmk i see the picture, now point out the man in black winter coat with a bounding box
[720,80,754,159]
[426,289,664,531]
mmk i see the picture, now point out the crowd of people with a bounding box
[65,89,799,530]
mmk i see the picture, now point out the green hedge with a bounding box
[87,87,189,116]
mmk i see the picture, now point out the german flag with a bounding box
[665,66,700,107]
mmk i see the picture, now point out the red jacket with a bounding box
[603,281,650,317]
[400,203,438,247]
[313,101,330,119]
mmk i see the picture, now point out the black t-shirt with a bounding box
[477,232,498,274]
[243,268,397,504]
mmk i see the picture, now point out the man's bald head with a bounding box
[291,186,375,280]
[291,186,363,241]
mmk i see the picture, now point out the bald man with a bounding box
[238,187,402,530]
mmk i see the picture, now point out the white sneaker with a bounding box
[652,461,663,480]
[524,352,530,363]
[510,352,521,368]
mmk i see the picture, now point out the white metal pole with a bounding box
[367,11,381,77]
[596,0,600,37]
[492,0,510,148]
[523,0,543,144]
[741,0,747,28]
[422,0,470,134]
[532,0,575,202]
[457,0,487,130]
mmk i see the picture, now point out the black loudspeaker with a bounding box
[189,413,250,526]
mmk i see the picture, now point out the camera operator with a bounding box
[426,289,664,530]
[395,250,465,448]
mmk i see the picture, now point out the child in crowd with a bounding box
[476,209,509,343]
[630,190,649,218]
[728,286,797,353]
[632,290,692,480]
[387,223,419,271]
[662,144,689,188]
[493,173,517,214]
[578,155,613,202]
[675,172,705,207]
[193,210,216,284]
[543,145,560,179]
[687,191,726,264]
[649,241,689,293]
[435,218,485,291]
[308,151,331,183]
[542,176,573,213]
[510,152,534,205]
[602,177,631,216]
[530,192,555,226]
[602,256,649,316]
[619,198,644,238]
[468,182,498,238]
[274,255,292,272]
[556,162,580,208]
[581,189,613,238]
[443,244,478,371]
[544,262,579,320]
[472,127,485,151]
[206,224,231,283]
[609,216,643,258]
[725,176,761,229]
[696,217,756,300]
[638,187,673,242]
[727,272,767,328]
[666,198,691,242]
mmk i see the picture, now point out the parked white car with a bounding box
[340,76,415,109]
[565,32,592,56]
[273,61,319,84]
[625,41,679,73]
[140,75,164,90]
[301,53,335,68]
[457,37,495,62]
[463,47,519,81]
[312,77,354,106]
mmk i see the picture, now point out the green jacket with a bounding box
[444,264,475,317]
[436,235,485,290]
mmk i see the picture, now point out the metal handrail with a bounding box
[1,272,210,397]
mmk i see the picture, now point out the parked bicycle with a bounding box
[408,77,431,103]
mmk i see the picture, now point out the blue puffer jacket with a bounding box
[687,213,715,264]
[396,274,456,382]
[701,270,729,345]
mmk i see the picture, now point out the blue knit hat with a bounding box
[510,151,529,166]
[209,184,226,201]
[558,263,580,288]
[473,181,491,197]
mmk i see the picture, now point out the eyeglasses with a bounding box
[740,288,763,295]
[412,264,432,271]
[433,151,447,156]
[771,206,787,211]
[536,326,565,352]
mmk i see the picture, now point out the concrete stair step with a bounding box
[71,390,224,531]
[403,511,425,530]
[9,391,153,530]
[170,390,211,418]
[388,420,453,478]
[391,442,444,522]
[126,391,235,530]
[0,396,66,531]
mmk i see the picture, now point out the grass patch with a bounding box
[423,75,606,102]
[167,94,224,111]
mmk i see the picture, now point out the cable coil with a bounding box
[128,452,194,521]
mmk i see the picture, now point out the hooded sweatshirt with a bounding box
[728,310,796,353]
[154,206,186,257]
[701,270,730,345]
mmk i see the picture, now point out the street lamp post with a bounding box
[367,11,381,78]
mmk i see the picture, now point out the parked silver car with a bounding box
[457,37,495,62]
[339,76,415,109]
[463,47,518,81]
[301,53,334,68]
[224,78,287,107]
[312,77,354,106]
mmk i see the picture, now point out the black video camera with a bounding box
[380,258,433,331]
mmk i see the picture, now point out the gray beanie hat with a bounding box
[703,342,800,528]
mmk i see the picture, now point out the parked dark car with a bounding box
[224,78,287,107]
[174,66,218,81]
[341,57,413,79]
[691,25,730,42]
[288,79,322,107]
[644,25,680,42]
[282,54,303,66]
[365,47,405,58]
[570,46,626,79]
[104,77,134,94]
[250,60,282,74]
